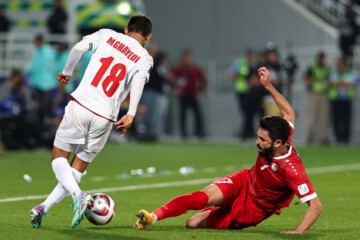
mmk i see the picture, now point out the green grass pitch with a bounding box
[0,142,359,240]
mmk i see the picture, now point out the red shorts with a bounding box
[205,170,271,229]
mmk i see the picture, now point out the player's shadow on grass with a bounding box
[54,228,148,240]
[239,229,323,239]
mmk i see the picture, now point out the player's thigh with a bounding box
[75,117,113,163]
[53,101,87,154]
[186,210,211,229]
[52,145,72,160]
[202,184,224,207]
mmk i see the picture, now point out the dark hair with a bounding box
[34,34,44,42]
[259,116,290,145]
[127,15,152,37]
[317,51,325,58]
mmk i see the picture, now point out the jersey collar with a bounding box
[272,145,292,160]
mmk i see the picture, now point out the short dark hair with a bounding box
[259,116,290,145]
[127,15,152,37]
[34,34,44,42]
[317,51,325,58]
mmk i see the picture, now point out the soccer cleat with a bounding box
[30,204,46,228]
[71,191,93,228]
[134,210,156,230]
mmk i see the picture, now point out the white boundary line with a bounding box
[1,163,360,203]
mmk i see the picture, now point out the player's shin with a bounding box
[41,168,84,212]
[52,157,81,201]
[154,191,209,221]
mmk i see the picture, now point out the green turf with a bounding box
[0,142,359,240]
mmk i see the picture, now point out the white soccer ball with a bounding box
[85,193,116,225]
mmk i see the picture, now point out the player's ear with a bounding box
[145,34,152,41]
[124,27,128,34]
[274,139,283,148]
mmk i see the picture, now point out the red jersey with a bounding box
[248,122,317,214]
[171,63,207,97]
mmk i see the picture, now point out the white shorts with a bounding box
[54,100,113,163]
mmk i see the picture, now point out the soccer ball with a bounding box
[85,193,116,225]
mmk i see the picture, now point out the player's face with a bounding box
[256,128,275,157]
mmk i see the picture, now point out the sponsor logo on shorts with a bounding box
[216,178,233,184]
[298,183,309,195]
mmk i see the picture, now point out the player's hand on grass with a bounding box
[258,67,272,89]
[57,72,71,84]
[114,114,134,138]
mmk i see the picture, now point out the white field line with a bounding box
[1,163,360,203]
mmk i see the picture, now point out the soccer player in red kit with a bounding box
[134,67,322,234]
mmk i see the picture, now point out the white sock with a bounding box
[41,168,84,212]
[52,157,81,201]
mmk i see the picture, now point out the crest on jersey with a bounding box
[216,178,233,184]
[271,163,278,172]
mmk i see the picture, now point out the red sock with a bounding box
[153,191,209,221]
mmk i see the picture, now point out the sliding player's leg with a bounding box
[134,184,224,230]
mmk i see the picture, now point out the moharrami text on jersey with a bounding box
[106,37,141,63]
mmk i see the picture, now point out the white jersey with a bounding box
[70,29,153,121]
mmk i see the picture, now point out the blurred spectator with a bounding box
[0,6,9,33]
[263,47,282,116]
[283,53,298,103]
[137,43,160,140]
[229,49,256,140]
[329,57,357,144]
[47,0,67,34]
[338,5,360,65]
[304,52,331,144]
[25,34,57,120]
[54,43,74,95]
[0,70,33,149]
[52,43,72,129]
[172,49,207,139]
[154,52,174,136]
[0,6,10,59]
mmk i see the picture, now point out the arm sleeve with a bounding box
[228,60,239,75]
[127,55,153,116]
[62,30,101,76]
[285,121,294,145]
[286,163,317,204]
[127,73,146,117]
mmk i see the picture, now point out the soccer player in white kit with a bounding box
[30,15,153,228]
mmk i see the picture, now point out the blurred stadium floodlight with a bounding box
[117,2,132,15]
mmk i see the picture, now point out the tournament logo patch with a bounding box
[271,163,278,172]
[298,184,309,195]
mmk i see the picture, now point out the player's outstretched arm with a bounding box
[58,40,92,84]
[281,197,322,234]
[258,67,295,124]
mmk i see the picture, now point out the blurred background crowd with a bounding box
[0,0,360,152]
